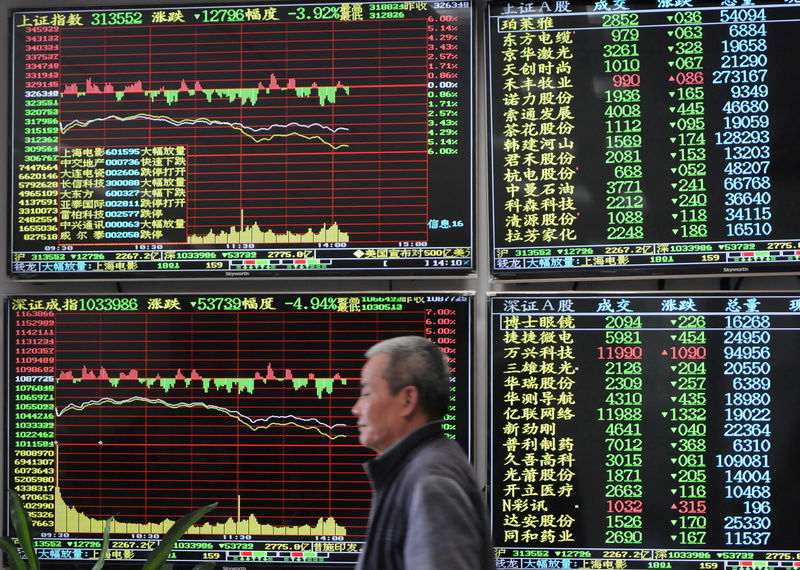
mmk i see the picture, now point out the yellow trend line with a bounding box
[60,396,347,439]
[249,131,349,149]
[60,113,349,150]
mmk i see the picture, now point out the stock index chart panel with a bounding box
[6,293,472,566]
[489,293,800,570]
[11,2,473,278]
[488,1,800,280]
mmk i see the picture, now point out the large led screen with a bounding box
[6,292,472,566]
[488,1,800,280]
[490,292,800,568]
[11,2,473,278]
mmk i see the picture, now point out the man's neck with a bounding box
[377,415,434,456]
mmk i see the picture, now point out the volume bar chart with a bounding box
[54,485,347,536]
[7,293,473,566]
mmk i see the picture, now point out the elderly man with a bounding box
[351,335,494,570]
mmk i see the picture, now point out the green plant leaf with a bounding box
[142,502,217,570]
[0,536,30,570]
[90,515,115,570]
[8,489,39,570]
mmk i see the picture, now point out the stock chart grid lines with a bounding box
[8,293,472,565]
[11,3,473,276]
[57,18,429,244]
[49,307,419,533]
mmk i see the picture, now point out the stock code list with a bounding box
[488,1,800,278]
[490,294,800,570]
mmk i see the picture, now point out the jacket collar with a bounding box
[364,421,444,489]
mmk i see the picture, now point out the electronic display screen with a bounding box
[11,1,473,278]
[5,292,472,566]
[488,0,800,279]
[489,292,800,569]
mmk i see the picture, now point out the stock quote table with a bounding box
[11,2,472,278]
[6,293,472,567]
[488,1,800,279]
[490,293,800,569]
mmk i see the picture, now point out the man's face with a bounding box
[351,352,408,454]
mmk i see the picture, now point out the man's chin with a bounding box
[359,433,382,454]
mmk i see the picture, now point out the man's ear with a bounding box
[398,384,420,417]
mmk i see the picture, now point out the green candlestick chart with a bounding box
[57,363,347,398]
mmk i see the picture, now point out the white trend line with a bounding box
[60,114,349,134]
[57,396,347,432]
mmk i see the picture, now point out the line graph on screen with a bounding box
[51,307,427,537]
[57,18,431,245]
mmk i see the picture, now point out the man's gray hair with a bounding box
[365,336,450,420]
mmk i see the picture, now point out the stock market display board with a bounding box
[7,293,472,566]
[11,1,473,278]
[490,293,800,569]
[488,1,800,280]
